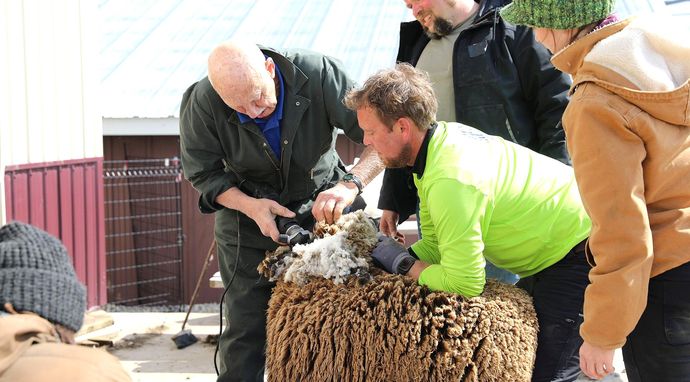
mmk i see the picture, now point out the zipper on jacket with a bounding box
[278,143,286,189]
[262,142,284,190]
[239,121,284,189]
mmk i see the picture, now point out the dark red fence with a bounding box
[3,158,107,307]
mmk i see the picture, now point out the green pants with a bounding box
[216,238,274,382]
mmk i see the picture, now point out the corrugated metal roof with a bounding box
[101,0,410,118]
[101,0,688,119]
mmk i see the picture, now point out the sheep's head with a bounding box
[258,210,378,285]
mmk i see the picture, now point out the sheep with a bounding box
[259,211,538,381]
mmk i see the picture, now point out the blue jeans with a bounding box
[517,241,590,382]
[485,260,520,284]
[623,261,690,382]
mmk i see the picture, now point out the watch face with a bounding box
[342,173,363,194]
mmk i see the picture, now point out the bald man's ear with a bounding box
[265,57,276,79]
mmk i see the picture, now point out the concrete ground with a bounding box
[99,312,220,381]
[93,311,628,382]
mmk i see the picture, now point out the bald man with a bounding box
[179,40,381,382]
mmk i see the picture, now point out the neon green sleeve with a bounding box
[412,178,488,297]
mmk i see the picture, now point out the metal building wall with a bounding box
[3,158,106,307]
[0,1,104,305]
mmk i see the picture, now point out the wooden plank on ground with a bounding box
[76,310,114,336]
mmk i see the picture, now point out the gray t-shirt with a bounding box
[416,11,478,123]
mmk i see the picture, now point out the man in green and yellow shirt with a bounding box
[345,63,592,382]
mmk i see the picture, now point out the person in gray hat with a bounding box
[0,221,130,382]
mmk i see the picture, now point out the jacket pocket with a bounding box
[663,281,690,345]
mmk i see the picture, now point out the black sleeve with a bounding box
[377,168,418,223]
[179,81,239,213]
[509,25,572,165]
[321,55,363,144]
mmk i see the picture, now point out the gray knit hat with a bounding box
[0,222,86,331]
[501,0,616,29]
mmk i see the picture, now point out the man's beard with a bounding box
[382,143,414,169]
[423,16,455,40]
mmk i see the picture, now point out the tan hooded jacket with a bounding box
[0,314,130,382]
[551,16,690,349]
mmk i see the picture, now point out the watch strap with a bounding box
[343,173,363,195]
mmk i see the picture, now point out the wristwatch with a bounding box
[342,173,363,195]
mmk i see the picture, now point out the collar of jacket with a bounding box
[412,122,438,178]
[229,45,309,124]
[477,0,511,21]
[262,47,311,185]
[229,46,309,126]
[260,47,308,94]
[398,0,502,53]
[226,47,312,181]
[552,17,690,127]
[550,18,631,77]
[396,0,505,66]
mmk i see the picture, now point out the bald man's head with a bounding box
[208,40,278,119]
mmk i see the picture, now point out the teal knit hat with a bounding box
[500,0,616,29]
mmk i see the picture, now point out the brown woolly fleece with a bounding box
[265,275,538,381]
[260,212,538,381]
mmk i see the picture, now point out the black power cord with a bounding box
[214,210,240,376]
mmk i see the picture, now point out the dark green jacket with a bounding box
[179,47,363,249]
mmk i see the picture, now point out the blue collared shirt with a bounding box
[237,62,285,160]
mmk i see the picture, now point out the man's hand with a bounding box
[312,181,358,224]
[371,236,415,274]
[379,210,400,237]
[579,341,615,380]
[379,210,405,244]
[246,198,295,243]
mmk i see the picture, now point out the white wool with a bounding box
[282,231,369,285]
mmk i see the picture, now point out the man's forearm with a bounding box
[215,187,256,216]
[215,186,295,242]
[406,260,429,281]
[348,146,383,187]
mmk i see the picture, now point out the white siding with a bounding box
[1,0,100,223]
[0,0,101,168]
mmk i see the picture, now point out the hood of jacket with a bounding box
[552,16,690,128]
